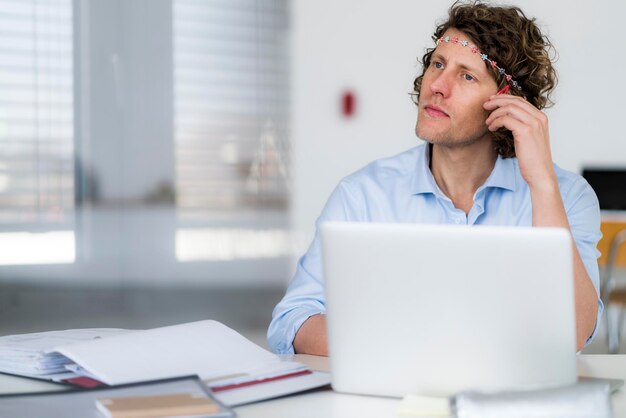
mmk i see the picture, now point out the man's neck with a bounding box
[429,141,498,213]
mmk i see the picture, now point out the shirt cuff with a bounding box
[584,298,604,347]
[270,309,325,354]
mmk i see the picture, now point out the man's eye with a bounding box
[463,74,474,81]
[433,61,444,69]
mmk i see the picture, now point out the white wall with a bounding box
[290,0,626,248]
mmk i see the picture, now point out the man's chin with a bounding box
[416,121,450,142]
[417,135,482,149]
[416,127,490,149]
[415,127,449,145]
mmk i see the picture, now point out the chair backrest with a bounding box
[599,222,626,268]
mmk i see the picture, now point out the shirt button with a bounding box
[454,218,462,224]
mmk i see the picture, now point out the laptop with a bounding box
[320,222,578,398]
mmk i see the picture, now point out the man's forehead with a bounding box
[431,29,523,91]
[433,40,487,75]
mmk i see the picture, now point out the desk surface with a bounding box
[236,354,626,417]
[0,354,624,417]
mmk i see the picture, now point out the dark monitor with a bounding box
[582,168,626,210]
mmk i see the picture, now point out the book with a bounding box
[0,320,331,405]
[0,376,235,418]
[95,393,220,418]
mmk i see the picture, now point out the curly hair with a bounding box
[412,1,558,158]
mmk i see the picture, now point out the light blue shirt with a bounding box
[268,143,603,354]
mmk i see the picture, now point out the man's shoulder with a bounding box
[552,163,591,192]
[547,163,598,210]
[505,158,588,190]
[340,144,424,187]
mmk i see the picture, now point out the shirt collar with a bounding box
[410,143,440,195]
[410,143,517,195]
[481,153,517,192]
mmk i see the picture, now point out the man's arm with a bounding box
[529,183,599,350]
[269,180,363,355]
[293,314,329,356]
[485,95,600,350]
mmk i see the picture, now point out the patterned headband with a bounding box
[436,36,522,92]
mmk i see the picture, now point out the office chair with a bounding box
[602,228,626,354]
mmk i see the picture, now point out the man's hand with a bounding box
[293,314,329,356]
[484,94,598,350]
[483,94,556,190]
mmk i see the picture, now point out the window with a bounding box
[173,0,292,264]
[0,0,74,265]
[173,0,290,212]
[0,0,293,281]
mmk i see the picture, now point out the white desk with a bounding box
[239,355,626,417]
[0,354,624,417]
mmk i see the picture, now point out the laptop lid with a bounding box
[321,222,577,398]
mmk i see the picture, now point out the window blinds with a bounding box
[173,0,290,211]
[0,0,74,227]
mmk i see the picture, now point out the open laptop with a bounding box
[321,222,579,398]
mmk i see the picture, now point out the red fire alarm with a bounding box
[341,90,356,118]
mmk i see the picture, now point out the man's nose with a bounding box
[429,72,451,98]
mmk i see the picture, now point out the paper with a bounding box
[0,329,128,378]
[398,394,451,417]
[213,370,331,407]
[51,320,307,386]
[0,321,327,406]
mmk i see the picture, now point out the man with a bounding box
[268,1,602,355]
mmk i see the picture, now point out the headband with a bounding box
[436,36,521,92]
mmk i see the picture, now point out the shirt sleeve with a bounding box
[563,176,603,346]
[267,179,363,354]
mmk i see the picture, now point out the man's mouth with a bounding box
[424,105,449,118]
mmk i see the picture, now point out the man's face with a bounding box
[416,28,499,148]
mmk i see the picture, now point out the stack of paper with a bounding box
[0,328,128,381]
[0,321,317,388]
[0,321,332,406]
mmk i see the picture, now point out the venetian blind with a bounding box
[0,0,74,227]
[173,0,290,211]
